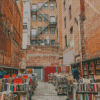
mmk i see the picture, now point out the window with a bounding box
[38,15,42,21]
[44,27,48,34]
[44,14,48,22]
[23,23,27,29]
[32,14,36,21]
[31,29,36,37]
[32,4,37,9]
[50,3,54,9]
[64,0,66,11]
[70,26,73,34]
[69,5,72,20]
[44,3,48,9]
[38,39,43,45]
[50,16,55,22]
[65,35,67,47]
[38,27,42,34]
[57,29,58,38]
[50,27,55,34]
[51,40,55,45]
[31,40,36,45]
[64,17,66,29]
[38,3,42,9]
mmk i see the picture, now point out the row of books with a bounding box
[10,84,27,92]
[76,83,98,92]
[77,94,97,100]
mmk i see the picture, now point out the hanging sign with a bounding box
[12,74,16,77]
[23,75,28,79]
[4,75,9,79]
[14,78,22,84]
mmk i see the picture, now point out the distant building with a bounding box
[22,0,31,49]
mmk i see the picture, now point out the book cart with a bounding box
[56,73,67,95]
[48,73,53,83]
[0,74,37,100]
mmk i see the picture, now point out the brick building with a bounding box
[61,0,100,78]
[22,0,31,49]
[0,0,23,76]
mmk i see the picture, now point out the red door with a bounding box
[44,67,56,82]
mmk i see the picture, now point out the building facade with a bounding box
[30,0,58,46]
[22,0,31,49]
[0,0,23,75]
[61,0,100,78]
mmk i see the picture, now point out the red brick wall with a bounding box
[22,46,60,68]
[84,0,100,59]
[0,0,23,68]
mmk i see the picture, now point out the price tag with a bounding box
[14,78,22,84]
[23,75,28,79]
[4,75,9,79]
[12,74,16,77]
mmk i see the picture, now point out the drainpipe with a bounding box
[78,14,83,77]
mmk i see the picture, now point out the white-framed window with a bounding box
[44,3,48,9]
[23,23,27,29]
[50,3,54,9]
[38,3,42,9]
[50,16,55,22]
[31,29,36,36]
[32,4,37,9]
[32,14,36,21]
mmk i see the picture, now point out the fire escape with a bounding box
[31,0,57,45]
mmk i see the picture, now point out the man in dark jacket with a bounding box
[72,64,80,82]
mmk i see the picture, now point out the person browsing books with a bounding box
[72,64,80,82]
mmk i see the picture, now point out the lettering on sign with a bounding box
[12,74,16,77]
[4,75,9,79]
[14,78,22,84]
[23,75,28,79]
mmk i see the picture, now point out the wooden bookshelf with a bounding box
[94,59,100,75]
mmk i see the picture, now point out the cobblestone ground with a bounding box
[32,81,67,100]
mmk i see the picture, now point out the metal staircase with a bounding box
[37,24,49,37]
[31,0,57,38]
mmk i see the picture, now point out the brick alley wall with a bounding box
[83,0,100,59]
[22,46,60,68]
[0,0,23,68]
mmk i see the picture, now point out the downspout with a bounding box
[78,14,83,77]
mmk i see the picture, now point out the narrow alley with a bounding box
[32,81,67,100]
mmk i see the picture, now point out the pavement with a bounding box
[32,81,67,100]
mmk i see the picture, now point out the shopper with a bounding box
[72,64,80,82]
[0,68,6,78]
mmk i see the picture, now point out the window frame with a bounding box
[38,14,42,21]
[38,27,42,34]
[70,26,73,34]
[38,2,42,9]
[65,35,67,47]
[69,5,72,20]
[44,27,49,34]
[44,14,48,22]
[23,23,27,29]
[50,27,55,34]
[50,3,54,10]
[51,40,55,45]
[64,17,66,29]
[32,14,36,21]
[44,3,48,9]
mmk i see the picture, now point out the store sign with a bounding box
[23,75,28,79]
[14,78,22,84]
[12,74,16,77]
[4,75,9,79]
